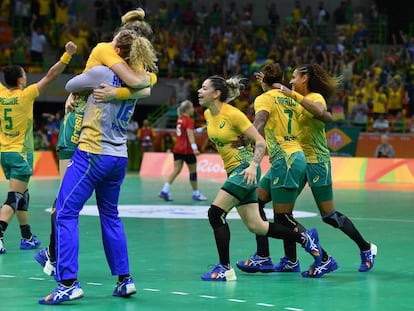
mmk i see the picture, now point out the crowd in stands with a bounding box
[1,0,414,153]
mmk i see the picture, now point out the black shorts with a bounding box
[173,153,196,164]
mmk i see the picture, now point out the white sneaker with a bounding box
[192,193,207,201]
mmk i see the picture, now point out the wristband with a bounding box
[191,143,198,151]
[60,52,72,65]
[149,72,157,87]
[116,88,132,100]
[291,90,304,104]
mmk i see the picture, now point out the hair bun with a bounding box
[121,8,145,24]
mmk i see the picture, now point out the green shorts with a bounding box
[305,161,332,187]
[222,163,261,205]
[269,151,306,204]
[305,162,333,202]
[1,152,33,182]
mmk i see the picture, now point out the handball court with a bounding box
[0,174,413,311]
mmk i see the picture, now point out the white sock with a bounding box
[162,183,170,193]
[193,190,200,196]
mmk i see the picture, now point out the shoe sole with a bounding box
[159,194,173,201]
[302,261,339,278]
[236,263,275,273]
[274,268,301,273]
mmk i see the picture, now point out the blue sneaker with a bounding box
[359,243,377,272]
[0,238,6,254]
[274,256,301,272]
[34,248,56,276]
[159,191,173,201]
[192,193,208,201]
[113,277,137,297]
[201,264,237,281]
[20,236,41,250]
[34,247,49,267]
[236,254,275,273]
[301,256,339,278]
[39,281,84,305]
[302,228,322,264]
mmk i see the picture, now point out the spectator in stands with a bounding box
[375,134,395,158]
[137,119,155,153]
[331,94,347,126]
[30,15,47,67]
[372,83,388,120]
[372,113,389,133]
[351,94,369,131]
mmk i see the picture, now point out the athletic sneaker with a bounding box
[274,256,301,272]
[236,253,275,273]
[201,264,237,281]
[159,191,173,201]
[34,248,56,276]
[113,277,137,297]
[39,281,84,305]
[302,228,322,264]
[359,243,377,272]
[20,236,41,250]
[192,193,208,201]
[0,238,6,254]
[301,256,339,278]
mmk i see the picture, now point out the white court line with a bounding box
[256,303,275,307]
[143,288,161,292]
[0,274,16,278]
[228,298,246,303]
[86,282,103,286]
[29,277,45,280]
[200,295,217,299]
[171,291,189,295]
[285,307,304,311]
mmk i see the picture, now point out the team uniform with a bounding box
[298,93,333,201]
[205,103,259,204]
[0,80,42,252]
[254,88,306,204]
[57,43,130,160]
[0,83,38,181]
[40,66,138,304]
[173,114,197,163]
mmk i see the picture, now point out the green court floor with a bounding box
[0,175,413,311]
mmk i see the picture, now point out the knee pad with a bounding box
[208,204,227,229]
[20,190,29,211]
[189,172,197,182]
[323,210,345,228]
[275,213,299,230]
[4,192,25,212]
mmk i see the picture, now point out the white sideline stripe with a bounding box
[200,295,217,299]
[0,274,16,278]
[228,299,246,303]
[256,303,275,307]
[86,282,103,286]
[171,291,189,295]
[29,277,45,280]
[143,288,160,292]
[285,308,304,311]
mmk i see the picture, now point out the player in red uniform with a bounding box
[159,100,207,201]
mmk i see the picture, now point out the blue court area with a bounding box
[0,175,413,311]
